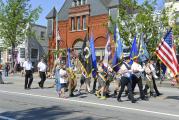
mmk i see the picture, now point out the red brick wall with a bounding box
[58,14,108,48]
[48,13,110,69]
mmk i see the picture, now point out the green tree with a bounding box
[109,0,179,56]
[0,0,42,68]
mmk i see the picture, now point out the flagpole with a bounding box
[55,11,58,59]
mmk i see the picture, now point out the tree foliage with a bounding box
[0,0,42,48]
[0,0,42,68]
[109,0,179,56]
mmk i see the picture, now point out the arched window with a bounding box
[73,39,83,54]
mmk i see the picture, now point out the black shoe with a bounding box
[150,92,156,97]
[69,93,74,97]
[117,98,123,102]
[131,99,136,103]
[156,93,163,96]
[141,97,148,101]
[38,82,42,88]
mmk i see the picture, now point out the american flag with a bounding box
[156,29,178,76]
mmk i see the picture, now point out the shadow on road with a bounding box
[3,82,14,84]
[0,106,95,120]
[165,96,179,100]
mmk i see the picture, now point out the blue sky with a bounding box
[30,0,65,26]
[30,0,164,26]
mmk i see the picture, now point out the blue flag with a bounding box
[89,32,97,78]
[112,25,123,72]
[138,33,149,62]
[67,48,72,68]
[129,36,138,64]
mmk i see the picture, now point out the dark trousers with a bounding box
[117,76,134,101]
[39,72,46,88]
[92,77,97,91]
[131,74,145,99]
[5,69,9,77]
[25,70,33,89]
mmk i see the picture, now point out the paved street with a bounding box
[0,74,179,120]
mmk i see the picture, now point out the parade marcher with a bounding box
[77,69,91,94]
[59,63,68,98]
[113,70,121,97]
[96,61,107,100]
[23,57,33,89]
[131,57,147,100]
[117,56,136,103]
[143,61,155,97]
[0,64,4,84]
[105,65,114,97]
[149,60,162,96]
[52,55,62,96]
[4,62,10,77]
[67,64,77,97]
[37,58,47,88]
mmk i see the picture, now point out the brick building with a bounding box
[46,0,119,69]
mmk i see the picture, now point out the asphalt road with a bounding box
[0,74,179,120]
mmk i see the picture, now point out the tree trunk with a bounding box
[11,43,15,73]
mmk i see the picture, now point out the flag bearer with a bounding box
[117,56,136,103]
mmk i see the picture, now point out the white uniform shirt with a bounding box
[131,62,144,78]
[59,69,67,83]
[150,64,158,79]
[144,64,152,80]
[23,61,33,70]
[119,63,131,78]
[37,62,47,72]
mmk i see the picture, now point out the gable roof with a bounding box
[46,7,57,19]
[57,0,120,21]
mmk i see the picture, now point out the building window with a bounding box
[82,0,87,5]
[41,31,45,40]
[77,16,81,30]
[77,0,81,6]
[72,0,77,7]
[31,48,38,59]
[20,48,25,58]
[71,17,75,31]
[82,15,87,30]
[47,19,53,38]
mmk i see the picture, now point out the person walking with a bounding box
[0,64,4,84]
[59,63,68,98]
[37,58,47,88]
[67,66,77,97]
[143,61,155,97]
[131,57,147,100]
[23,57,33,89]
[4,62,10,77]
[96,61,108,100]
[117,56,136,103]
[150,60,162,96]
[52,55,62,96]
